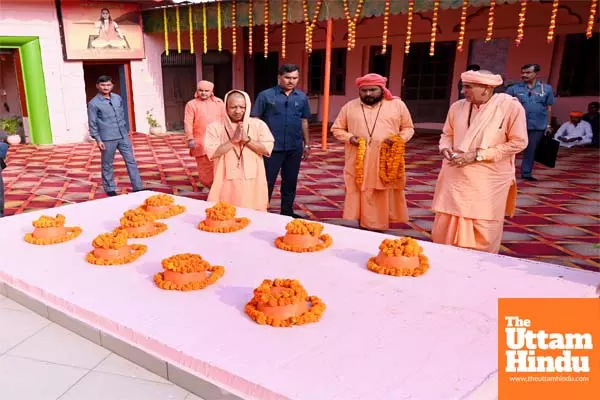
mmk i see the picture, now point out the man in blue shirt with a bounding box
[87,75,143,196]
[506,63,555,181]
[0,141,7,217]
[251,64,311,218]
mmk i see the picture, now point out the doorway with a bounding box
[161,51,196,131]
[83,62,134,132]
[202,50,232,100]
[246,51,279,101]
[0,50,26,143]
[401,41,456,123]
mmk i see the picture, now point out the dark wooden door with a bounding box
[401,42,456,123]
[247,51,279,101]
[161,51,196,131]
[202,50,232,100]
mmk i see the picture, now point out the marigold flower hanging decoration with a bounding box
[457,0,469,52]
[188,5,195,54]
[381,0,391,54]
[485,0,496,42]
[232,0,237,55]
[547,0,559,43]
[587,0,598,39]
[515,0,527,46]
[175,6,181,53]
[429,0,440,56]
[343,0,365,51]
[264,0,269,58]
[248,0,254,56]
[404,0,415,54]
[202,2,208,53]
[217,0,222,51]
[302,0,323,54]
[163,7,169,56]
[281,0,288,59]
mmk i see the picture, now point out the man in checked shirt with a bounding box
[87,75,143,196]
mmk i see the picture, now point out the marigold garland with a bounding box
[354,137,367,186]
[163,7,169,56]
[274,220,333,253]
[457,0,469,52]
[141,194,186,219]
[119,209,167,239]
[206,201,236,220]
[86,230,147,266]
[367,238,430,277]
[381,0,391,54]
[302,0,322,53]
[515,0,527,46]
[485,0,496,43]
[547,0,560,43]
[281,0,288,58]
[430,0,440,56]
[379,135,406,186]
[24,214,83,245]
[176,6,181,53]
[404,0,415,54]
[202,2,208,54]
[217,0,222,51]
[154,253,225,291]
[189,5,195,54]
[198,218,250,233]
[587,0,598,39]
[232,0,237,55]
[248,0,254,56]
[145,194,174,207]
[263,0,269,58]
[245,279,326,327]
[343,0,364,51]
[197,201,250,233]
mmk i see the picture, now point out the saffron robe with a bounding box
[431,94,528,253]
[332,98,415,230]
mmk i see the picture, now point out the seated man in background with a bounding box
[554,112,593,148]
[583,101,599,148]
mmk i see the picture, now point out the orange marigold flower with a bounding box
[154,253,225,291]
[92,229,129,250]
[205,201,237,221]
[275,220,333,253]
[355,137,367,186]
[144,194,175,207]
[32,214,66,228]
[120,209,156,228]
[379,134,406,186]
[368,237,430,277]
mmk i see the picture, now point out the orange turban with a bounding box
[569,111,583,118]
[460,70,503,87]
[355,73,398,100]
[194,80,215,98]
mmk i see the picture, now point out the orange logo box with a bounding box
[498,298,600,400]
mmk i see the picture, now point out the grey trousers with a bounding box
[521,129,545,178]
[101,137,143,193]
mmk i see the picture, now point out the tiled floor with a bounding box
[1,129,599,271]
[0,294,204,400]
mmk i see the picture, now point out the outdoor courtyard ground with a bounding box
[2,128,599,272]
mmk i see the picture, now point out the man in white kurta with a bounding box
[554,112,593,148]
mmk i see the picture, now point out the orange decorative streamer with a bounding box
[586,0,597,39]
[188,5,194,54]
[175,6,181,53]
[282,0,288,59]
[457,0,469,52]
[429,0,440,56]
[404,0,415,54]
[217,0,222,51]
[485,0,496,42]
[248,0,254,56]
[547,0,559,43]
[381,0,391,54]
[343,0,365,51]
[232,0,237,55]
[302,0,323,54]
[163,8,169,56]
[202,2,208,54]
[515,0,527,46]
[264,0,269,58]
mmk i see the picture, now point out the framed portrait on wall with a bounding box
[58,1,145,60]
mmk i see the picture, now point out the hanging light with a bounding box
[457,0,469,52]
[515,0,527,46]
[547,0,559,43]
[381,0,391,55]
[485,0,496,42]
[404,0,415,54]
[429,0,440,56]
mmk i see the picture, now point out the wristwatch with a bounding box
[475,150,484,162]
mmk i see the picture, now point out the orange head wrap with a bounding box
[194,80,215,99]
[460,70,503,87]
[569,111,583,118]
[355,73,398,100]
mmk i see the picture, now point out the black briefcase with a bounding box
[535,135,560,168]
[0,157,5,171]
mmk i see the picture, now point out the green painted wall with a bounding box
[0,36,53,145]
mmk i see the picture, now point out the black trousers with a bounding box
[264,149,302,214]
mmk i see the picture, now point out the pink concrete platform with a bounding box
[0,191,598,400]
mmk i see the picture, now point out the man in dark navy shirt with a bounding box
[251,64,311,218]
[87,75,143,196]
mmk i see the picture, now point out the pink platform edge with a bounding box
[0,191,598,400]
